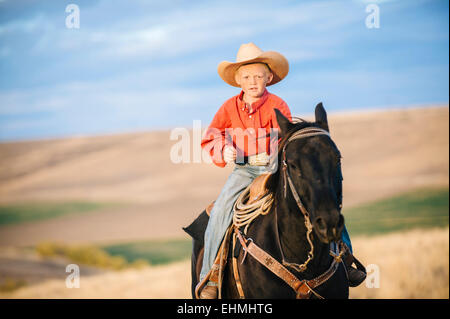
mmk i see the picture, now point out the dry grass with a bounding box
[1,227,447,299]
[0,260,191,299]
[350,227,449,299]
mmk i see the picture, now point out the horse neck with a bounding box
[274,175,332,278]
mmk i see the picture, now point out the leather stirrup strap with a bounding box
[232,233,245,298]
[352,254,366,274]
[218,227,233,299]
[343,242,367,275]
[195,227,232,299]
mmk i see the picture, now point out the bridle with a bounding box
[278,126,332,272]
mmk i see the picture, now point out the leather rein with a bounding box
[232,126,345,299]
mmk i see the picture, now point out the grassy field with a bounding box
[97,187,449,266]
[0,186,448,298]
[34,242,149,270]
[344,187,449,236]
[3,186,446,267]
[102,239,192,265]
[0,201,116,225]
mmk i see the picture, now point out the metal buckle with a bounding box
[248,152,270,166]
[241,238,253,265]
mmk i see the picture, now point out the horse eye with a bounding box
[288,162,302,177]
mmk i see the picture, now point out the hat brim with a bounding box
[217,51,289,87]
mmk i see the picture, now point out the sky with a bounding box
[0,0,448,141]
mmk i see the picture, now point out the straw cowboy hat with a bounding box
[217,42,289,87]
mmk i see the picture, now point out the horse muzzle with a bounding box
[312,213,344,244]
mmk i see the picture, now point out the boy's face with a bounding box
[235,63,273,100]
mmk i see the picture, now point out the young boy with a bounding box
[199,43,363,299]
[199,43,292,299]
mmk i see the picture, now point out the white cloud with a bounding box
[51,0,361,61]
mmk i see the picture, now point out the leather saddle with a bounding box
[205,173,271,216]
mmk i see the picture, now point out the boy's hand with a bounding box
[223,145,237,164]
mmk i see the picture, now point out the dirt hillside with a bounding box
[0,106,448,246]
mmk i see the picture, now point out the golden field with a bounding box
[0,227,447,299]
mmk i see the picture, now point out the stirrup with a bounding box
[195,264,219,299]
[342,244,367,287]
[199,282,218,299]
[347,266,367,287]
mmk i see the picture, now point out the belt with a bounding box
[236,152,270,166]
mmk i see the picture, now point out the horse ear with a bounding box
[315,102,329,132]
[274,108,294,138]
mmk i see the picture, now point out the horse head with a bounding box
[274,103,344,244]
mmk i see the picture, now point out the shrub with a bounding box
[35,242,148,270]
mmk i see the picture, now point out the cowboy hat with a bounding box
[217,42,289,87]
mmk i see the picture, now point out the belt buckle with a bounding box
[249,152,269,166]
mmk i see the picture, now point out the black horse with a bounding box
[183,103,349,298]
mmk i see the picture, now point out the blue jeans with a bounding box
[199,164,353,281]
[200,164,270,281]
[342,224,352,253]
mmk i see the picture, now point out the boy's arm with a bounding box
[201,104,232,168]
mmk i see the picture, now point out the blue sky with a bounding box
[0,0,448,141]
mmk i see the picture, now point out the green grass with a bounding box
[343,187,449,237]
[0,201,116,226]
[35,242,149,270]
[33,239,191,269]
[101,239,192,265]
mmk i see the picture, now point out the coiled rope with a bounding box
[233,184,274,235]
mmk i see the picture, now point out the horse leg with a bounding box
[191,240,204,298]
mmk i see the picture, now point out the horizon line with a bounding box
[0,102,448,144]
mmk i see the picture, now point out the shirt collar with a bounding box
[238,89,269,114]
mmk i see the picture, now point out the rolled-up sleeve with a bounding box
[201,103,232,168]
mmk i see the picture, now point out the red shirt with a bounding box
[201,89,292,167]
